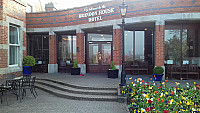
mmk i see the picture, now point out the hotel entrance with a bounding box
[86,34,112,73]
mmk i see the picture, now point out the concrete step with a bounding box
[37,78,117,90]
[36,79,117,96]
[35,83,118,102]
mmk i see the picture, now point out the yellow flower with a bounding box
[182,96,186,100]
[171,99,174,102]
[180,101,182,104]
[186,101,190,105]
[165,92,168,95]
[145,93,149,98]
[132,82,133,84]
[194,82,196,85]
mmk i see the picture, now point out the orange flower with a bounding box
[162,99,164,103]
[165,80,168,82]
[150,78,152,81]
[142,80,144,83]
[137,78,140,81]
[155,77,157,80]
[154,75,155,77]
[180,78,183,80]
[166,77,168,79]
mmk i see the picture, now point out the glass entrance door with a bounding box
[88,42,111,72]
[87,33,112,73]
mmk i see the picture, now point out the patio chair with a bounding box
[21,76,37,99]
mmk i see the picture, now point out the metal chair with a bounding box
[21,76,37,99]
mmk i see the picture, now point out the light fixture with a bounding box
[144,28,147,31]
[119,0,128,18]
[97,30,101,32]
[120,0,128,86]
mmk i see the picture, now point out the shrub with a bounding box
[153,66,164,74]
[73,60,78,68]
[110,61,116,70]
[23,56,35,66]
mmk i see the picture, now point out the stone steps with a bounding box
[35,78,118,102]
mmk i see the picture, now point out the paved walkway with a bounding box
[0,73,128,113]
[0,73,199,113]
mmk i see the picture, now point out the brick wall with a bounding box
[49,35,57,64]
[0,0,26,75]
[155,25,165,66]
[113,29,122,65]
[0,71,23,78]
[0,49,8,68]
[76,33,85,64]
[26,0,200,28]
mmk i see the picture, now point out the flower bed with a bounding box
[121,78,200,113]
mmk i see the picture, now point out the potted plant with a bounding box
[107,61,118,78]
[71,60,80,75]
[23,56,35,75]
[153,66,164,81]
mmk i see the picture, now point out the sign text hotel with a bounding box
[79,5,115,22]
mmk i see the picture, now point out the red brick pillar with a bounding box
[48,31,58,73]
[155,22,165,66]
[113,25,122,78]
[76,29,86,74]
[155,21,165,80]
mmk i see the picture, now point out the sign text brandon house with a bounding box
[79,5,115,22]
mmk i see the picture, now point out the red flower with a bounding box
[164,110,169,113]
[171,91,173,95]
[145,106,151,112]
[148,100,153,104]
[157,98,160,102]
[162,99,164,103]
[146,80,149,83]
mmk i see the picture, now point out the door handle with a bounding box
[98,52,102,60]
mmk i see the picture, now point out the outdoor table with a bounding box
[0,76,23,105]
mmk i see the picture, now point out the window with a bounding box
[9,25,20,66]
[58,35,76,64]
[28,35,49,64]
[165,24,200,66]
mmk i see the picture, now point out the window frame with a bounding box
[9,25,20,66]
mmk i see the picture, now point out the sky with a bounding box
[40,0,111,10]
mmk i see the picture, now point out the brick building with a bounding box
[1,0,200,79]
[0,0,42,77]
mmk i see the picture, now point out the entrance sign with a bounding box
[79,5,115,22]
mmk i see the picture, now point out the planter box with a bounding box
[23,66,32,75]
[71,68,80,75]
[107,70,118,78]
[153,74,164,81]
